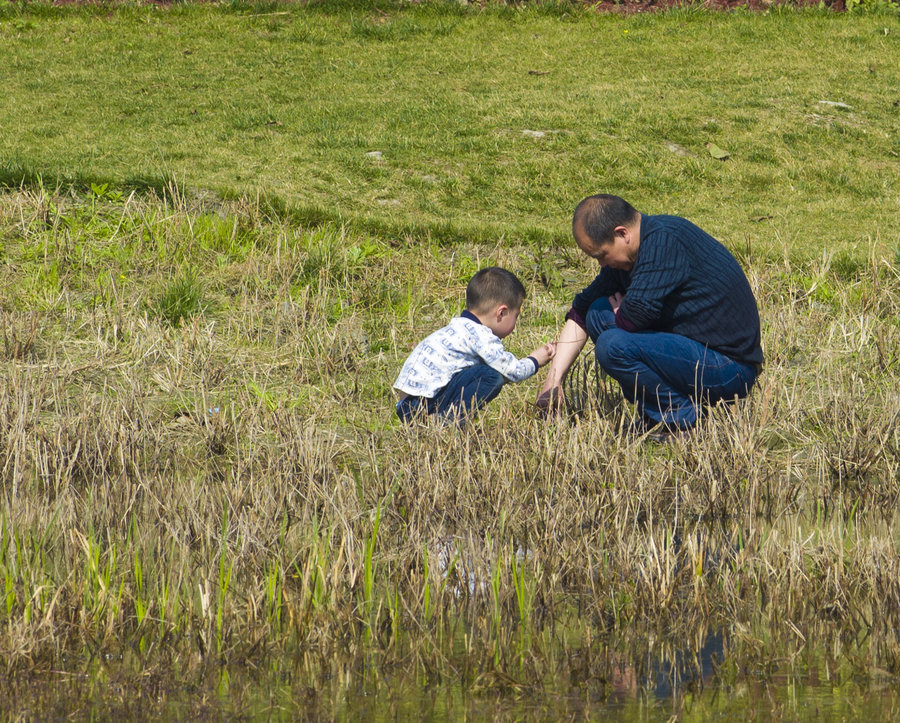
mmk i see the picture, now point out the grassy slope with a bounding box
[1,2,898,254]
[1,3,900,717]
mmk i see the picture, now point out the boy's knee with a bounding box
[476,368,505,398]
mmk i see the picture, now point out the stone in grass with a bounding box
[366,151,383,160]
[522,129,547,138]
[817,100,853,110]
[665,141,693,157]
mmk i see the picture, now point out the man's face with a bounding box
[574,226,637,271]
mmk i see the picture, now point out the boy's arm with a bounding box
[535,319,588,411]
[473,328,544,383]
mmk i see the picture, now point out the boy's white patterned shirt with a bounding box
[394,314,538,399]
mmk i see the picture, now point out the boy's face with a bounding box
[484,303,521,339]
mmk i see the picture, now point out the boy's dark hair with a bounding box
[466,267,526,311]
[572,194,639,246]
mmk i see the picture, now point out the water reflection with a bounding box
[7,642,900,720]
[647,628,722,699]
[602,627,722,710]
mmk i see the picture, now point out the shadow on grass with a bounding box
[249,191,564,248]
[0,161,567,249]
[0,162,174,198]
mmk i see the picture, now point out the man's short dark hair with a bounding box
[573,194,639,246]
[466,267,526,311]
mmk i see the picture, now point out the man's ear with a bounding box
[614,225,631,244]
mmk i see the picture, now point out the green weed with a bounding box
[152,268,205,327]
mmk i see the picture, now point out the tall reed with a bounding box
[0,186,898,715]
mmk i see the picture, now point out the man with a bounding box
[536,194,763,438]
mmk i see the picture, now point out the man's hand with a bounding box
[533,319,589,415]
[530,341,557,367]
[535,384,562,413]
[609,292,625,315]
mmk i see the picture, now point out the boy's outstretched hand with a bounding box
[531,341,557,367]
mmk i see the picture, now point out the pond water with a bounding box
[8,627,900,720]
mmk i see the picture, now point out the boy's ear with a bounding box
[496,304,509,319]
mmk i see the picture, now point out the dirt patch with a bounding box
[585,0,847,13]
[48,0,851,11]
[589,0,845,12]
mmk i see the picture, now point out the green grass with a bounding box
[1,2,898,257]
[0,181,898,717]
[1,2,900,717]
[152,267,205,326]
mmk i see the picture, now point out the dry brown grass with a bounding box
[0,186,898,716]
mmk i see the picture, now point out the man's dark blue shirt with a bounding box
[570,214,763,366]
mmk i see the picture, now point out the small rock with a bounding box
[365,151,383,159]
[522,130,546,138]
[817,100,852,109]
[665,141,692,157]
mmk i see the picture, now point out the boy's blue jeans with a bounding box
[396,365,505,424]
[585,298,757,429]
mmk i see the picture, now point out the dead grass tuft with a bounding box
[0,187,898,715]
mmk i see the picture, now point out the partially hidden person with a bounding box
[536,194,763,440]
[394,267,556,424]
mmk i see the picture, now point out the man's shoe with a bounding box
[624,416,656,438]
[647,424,690,444]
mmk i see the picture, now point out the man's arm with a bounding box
[535,319,588,412]
[571,268,624,322]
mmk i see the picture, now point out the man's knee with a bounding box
[594,329,637,369]
[585,298,616,342]
[585,310,603,343]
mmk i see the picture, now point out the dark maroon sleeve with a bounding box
[565,307,586,330]
[615,307,638,332]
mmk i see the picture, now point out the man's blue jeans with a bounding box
[396,364,506,424]
[585,298,757,429]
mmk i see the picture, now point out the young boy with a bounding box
[394,267,556,424]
